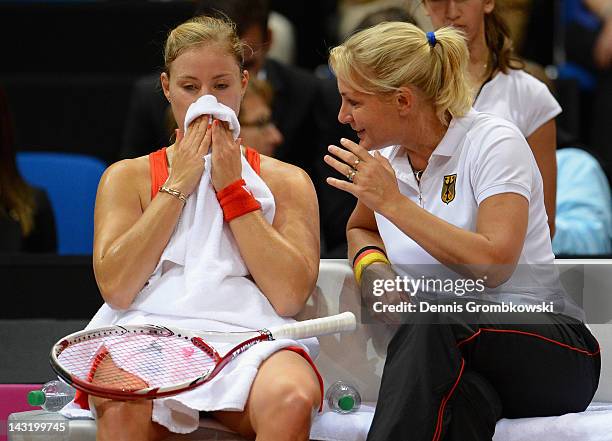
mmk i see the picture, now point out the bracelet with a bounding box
[159,185,187,203]
[216,179,261,222]
[353,246,390,285]
[352,245,387,267]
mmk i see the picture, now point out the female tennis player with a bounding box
[66,15,321,441]
[325,22,600,441]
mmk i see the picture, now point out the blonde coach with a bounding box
[325,22,600,441]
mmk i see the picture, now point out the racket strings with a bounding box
[58,334,217,392]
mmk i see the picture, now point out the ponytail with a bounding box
[426,27,473,124]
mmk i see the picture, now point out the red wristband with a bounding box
[216,179,261,222]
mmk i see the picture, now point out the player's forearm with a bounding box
[228,212,319,317]
[94,194,184,309]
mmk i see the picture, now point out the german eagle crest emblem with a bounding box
[441,174,457,204]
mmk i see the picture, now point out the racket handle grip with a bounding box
[271,312,357,340]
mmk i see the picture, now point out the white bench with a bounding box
[8,259,612,441]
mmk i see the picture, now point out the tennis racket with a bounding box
[50,312,356,400]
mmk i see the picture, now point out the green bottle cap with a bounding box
[27,390,45,406]
[338,395,355,411]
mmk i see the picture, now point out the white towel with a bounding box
[184,94,240,139]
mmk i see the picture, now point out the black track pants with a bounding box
[366,312,601,441]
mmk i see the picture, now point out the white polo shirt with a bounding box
[374,109,554,266]
[474,69,561,137]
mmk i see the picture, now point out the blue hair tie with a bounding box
[426,31,437,48]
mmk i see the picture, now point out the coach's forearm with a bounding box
[380,195,523,287]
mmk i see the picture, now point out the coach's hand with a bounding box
[324,138,402,213]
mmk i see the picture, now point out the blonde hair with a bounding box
[329,22,472,125]
[164,15,244,75]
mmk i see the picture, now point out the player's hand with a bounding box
[166,115,212,196]
[210,119,243,191]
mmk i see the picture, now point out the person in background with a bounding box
[326,22,600,441]
[336,0,431,41]
[0,87,56,253]
[553,147,612,255]
[351,5,417,34]
[423,0,559,237]
[238,78,284,157]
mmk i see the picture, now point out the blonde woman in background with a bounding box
[325,22,599,441]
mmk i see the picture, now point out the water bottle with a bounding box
[326,380,361,413]
[27,380,76,412]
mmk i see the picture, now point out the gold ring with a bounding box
[354,158,360,168]
[347,169,357,182]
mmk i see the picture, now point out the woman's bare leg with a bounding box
[213,350,322,441]
[90,355,171,441]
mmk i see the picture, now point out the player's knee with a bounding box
[93,398,150,430]
[268,379,320,420]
